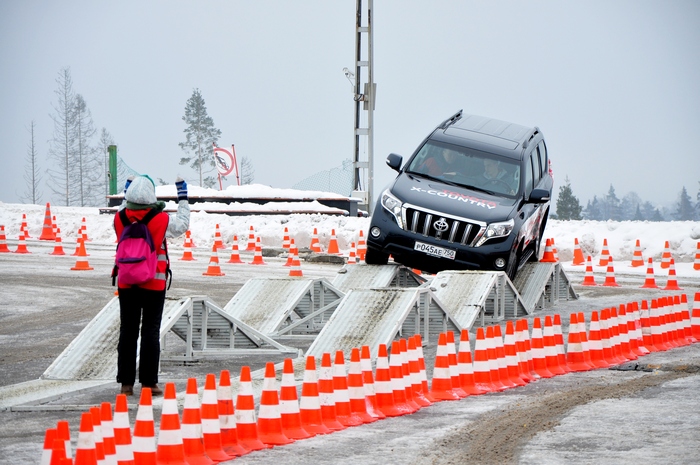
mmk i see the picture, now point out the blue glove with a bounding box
[123,176,135,194]
[175,177,188,201]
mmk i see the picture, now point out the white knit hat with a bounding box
[125,176,157,205]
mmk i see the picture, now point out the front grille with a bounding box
[403,206,484,246]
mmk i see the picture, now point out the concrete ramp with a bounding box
[221,278,344,338]
[426,271,528,329]
[513,262,578,313]
[306,287,460,359]
[331,264,425,293]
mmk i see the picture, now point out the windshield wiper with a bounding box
[454,183,497,196]
[406,170,462,187]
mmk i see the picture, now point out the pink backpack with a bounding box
[112,209,160,286]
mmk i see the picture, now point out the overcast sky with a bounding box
[1,1,699,209]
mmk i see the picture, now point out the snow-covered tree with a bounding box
[179,89,221,187]
[21,120,42,204]
[584,196,602,220]
[46,67,77,205]
[620,192,642,220]
[555,176,582,220]
[240,156,255,185]
[72,94,101,206]
[675,186,695,220]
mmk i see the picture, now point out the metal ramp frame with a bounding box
[331,264,426,294]
[513,262,578,313]
[221,278,345,339]
[424,270,528,329]
[305,287,461,360]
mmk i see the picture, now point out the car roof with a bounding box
[433,112,540,160]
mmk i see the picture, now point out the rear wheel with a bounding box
[364,247,389,265]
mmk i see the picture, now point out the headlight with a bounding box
[476,218,514,246]
[380,189,404,229]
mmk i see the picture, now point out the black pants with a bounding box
[117,287,165,386]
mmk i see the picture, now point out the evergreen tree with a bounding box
[21,120,42,204]
[651,208,664,222]
[620,192,642,220]
[633,205,644,221]
[675,186,695,220]
[584,195,602,220]
[555,176,582,220]
[641,201,656,221]
[46,67,77,205]
[603,184,621,220]
[179,89,222,187]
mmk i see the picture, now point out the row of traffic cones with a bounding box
[572,237,700,271]
[581,254,683,290]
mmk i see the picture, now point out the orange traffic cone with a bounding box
[71,238,94,271]
[515,319,537,383]
[406,337,432,406]
[430,333,462,401]
[543,316,566,376]
[627,301,650,356]
[74,412,98,465]
[245,225,256,251]
[361,345,387,419]
[347,242,357,264]
[398,339,422,410]
[113,394,135,465]
[458,329,487,395]
[180,230,196,261]
[81,217,90,242]
[413,335,437,403]
[552,314,570,374]
[581,255,596,286]
[100,402,117,465]
[49,434,70,465]
[327,229,340,255]
[212,224,225,250]
[181,378,216,465]
[279,358,313,439]
[56,420,72,463]
[14,231,30,254]
[71,228,87,256]
[288,245,303,277]
[445,331,469,397]
[20,213,30,239]
[39,203,56,240]
[531,318,554,378]
[348,348,377,423]
[0,226,10,253]
[503,321,528,386]
[572,238,585,265]
[387,341,418,412]
[41,428,57,465]
[282,227,291,250]
[201,373,235,460]
[577,311,596,369]
[299,355,332,435]
[226,235,243,264]
[234,367,269,451]
[309,228,322,253]
[318,352,346,431]
[491,325,517,389]
[660,240,672,269]
[588,311,610,368]
[50,228,66,255]
[357,230,367,261]
[663,258,682,290]
[602,256,619,287]
[374,344,403,417]
[640,257,659,288]
[156,382,187,465]
[248,237,265,265]
[202,247,225,276]
[258,362,294,446]
[690,292,700,340]
[132,388,157,465]
[567,313,592,371]
[630,239,644,267]
[598,238,611,266]
[472,327,496,393]
[694,242,700,271]
[540,238,556,262]
[551,238,559,261]
[333,350,365,425]
[217,369,248,457]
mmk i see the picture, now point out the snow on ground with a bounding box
[0,200,699,277]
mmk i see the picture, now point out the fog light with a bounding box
[494,258,506,269]
[370,226,381,238]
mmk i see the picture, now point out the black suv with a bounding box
[366,110,552,280]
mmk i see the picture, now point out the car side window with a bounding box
[530,150,541,186]
[524,155,534,193]
[537,141,548,177]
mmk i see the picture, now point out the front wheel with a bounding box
[364,247,389,265]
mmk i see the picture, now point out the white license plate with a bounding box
[414,241,456,260]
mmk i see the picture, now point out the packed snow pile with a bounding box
[1,201,698,275]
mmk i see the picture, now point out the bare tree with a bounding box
[21,120,42,204]
[72,94,101,206]
[46,67,76,205]
[240,156,255,185]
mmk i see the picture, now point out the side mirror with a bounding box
[529,188,551,203]
[386,153,403,172]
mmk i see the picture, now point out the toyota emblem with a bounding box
[433,218,449,232]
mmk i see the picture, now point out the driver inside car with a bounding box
[481,158,517,195]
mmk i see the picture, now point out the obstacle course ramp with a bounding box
[331,264,425,294]
[513,262,578,313]
[164,296,298,360]
[306,287,460,360]
[426,270,528,329]
[220,277,344,338]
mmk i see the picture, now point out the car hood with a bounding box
[391,173,518,223]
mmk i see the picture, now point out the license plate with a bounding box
[414,241,456,260]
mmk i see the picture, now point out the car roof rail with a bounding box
[437,109,463,129]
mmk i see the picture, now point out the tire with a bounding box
[364,247,389,265]
[506,249,519,281]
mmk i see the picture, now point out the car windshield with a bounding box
[405,141,521,198]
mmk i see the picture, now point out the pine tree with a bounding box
[46,67,77,206]
[584,196,602,220]
[675,186,695,220]
[601,185,621,220]
[633,205,644,221]
[555,176,582,220]
[21,120,42,204]
[179,89,222,187]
